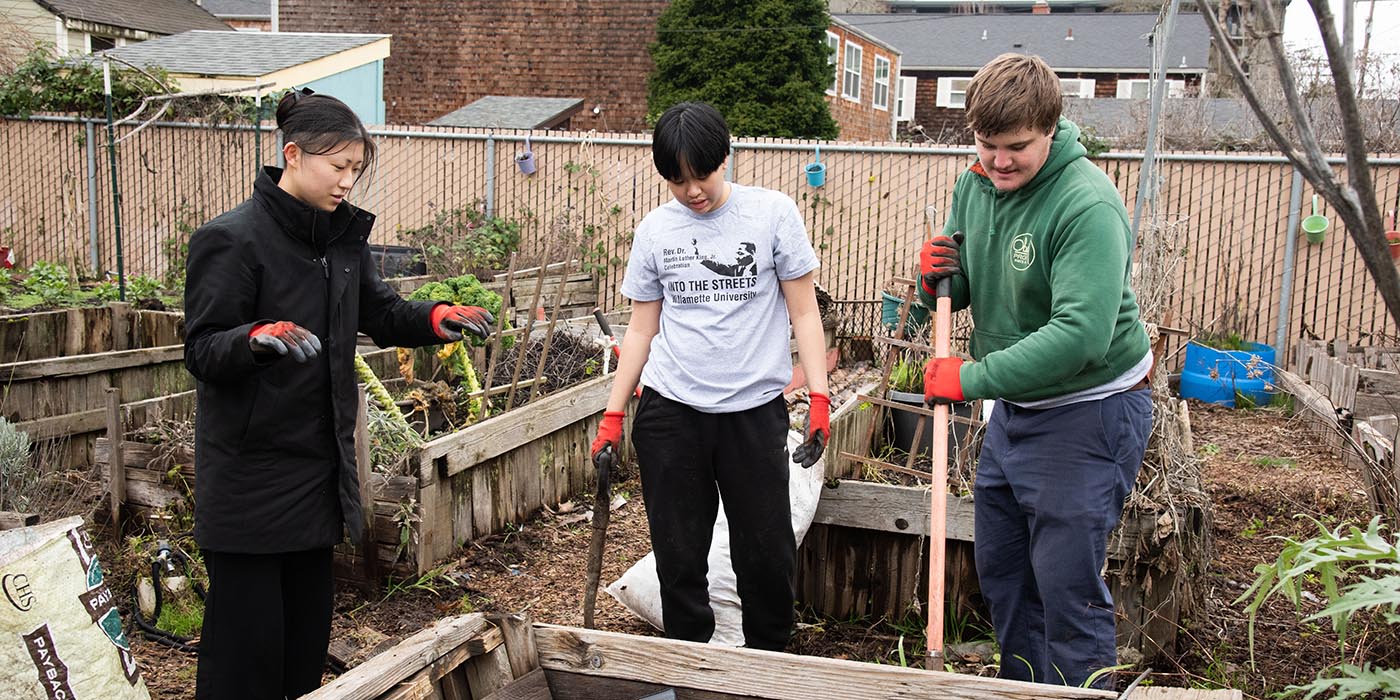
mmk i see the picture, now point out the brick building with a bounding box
[280,1,903,139]
[279,0,666,130]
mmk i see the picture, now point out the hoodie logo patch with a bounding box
[1011,233,1035,271]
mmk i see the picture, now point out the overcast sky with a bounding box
[1282,0,1400,54]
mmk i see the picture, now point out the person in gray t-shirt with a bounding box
[589,102,831,651]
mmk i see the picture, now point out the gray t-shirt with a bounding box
[621,183,820,413]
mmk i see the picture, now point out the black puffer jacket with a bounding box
[185,167,441,553]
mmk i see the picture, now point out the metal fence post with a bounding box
[85,120,99,273]
[1275,168,1305,359]
[485,136,496,217]
[102,59,126,300]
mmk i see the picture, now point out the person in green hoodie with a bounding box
[919,53,1152,688]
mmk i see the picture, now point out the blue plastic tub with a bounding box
[1178,341,1277,407]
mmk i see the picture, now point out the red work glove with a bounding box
[924,357,965,405]
[591,411,625,465]
[248,321,321,363]
[919,234,963,296]
[792,392,830,469]
[431,304,495,341]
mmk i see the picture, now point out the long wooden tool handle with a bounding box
[926,206,951,669]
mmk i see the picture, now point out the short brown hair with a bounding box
[965,53,1062,136]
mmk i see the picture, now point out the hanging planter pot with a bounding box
[515,136,537,176]
[804,146,826,188]
[1386,210,1400,262]
[1301,194,1328,244]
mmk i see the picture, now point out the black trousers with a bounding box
[631,388,795,651]
[196,548,334,700]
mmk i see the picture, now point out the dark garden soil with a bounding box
[90,390,1389,699]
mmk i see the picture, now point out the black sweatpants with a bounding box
[631,388,795,651]
[196,548,334,700]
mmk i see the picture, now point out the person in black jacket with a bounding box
[184,89,494,700]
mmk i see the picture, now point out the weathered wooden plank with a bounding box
[463,645,513,698]
[533,624,1114,699]
[487,613,539,680]
[356,388,380,588]
[105,388,124,528]
[0,511,39,530]
[303,614,492,700]
[544,670,731,700]
[480,668,552,700]
[823,384,878,480]
[0,344,183,381]
[422,375,612,477]
[810,480,975,542]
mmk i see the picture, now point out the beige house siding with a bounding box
[0,0,57,65]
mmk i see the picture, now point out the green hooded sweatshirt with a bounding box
[919,117,1149,402]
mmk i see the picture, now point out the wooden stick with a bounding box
[104,387,124,530]
[479,252,519,420]
[925,205,950,669]
[527,259,574,403]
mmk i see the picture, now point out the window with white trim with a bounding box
[825,31,840,95]
[843,40,863,102]
[1115,79,1186,99]
[873,56,891,110]
[935,76,972,108]
[1059,78,1096,99]
[896,76,916,120]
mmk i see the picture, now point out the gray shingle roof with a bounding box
[99,30,388,77]
[833,12,1210,72]
[34,0,230,36]
[429,96,586,129]
[199,0,270,20]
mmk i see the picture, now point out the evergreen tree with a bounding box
[647,0,839,139]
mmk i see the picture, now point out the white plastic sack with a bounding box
[0,516,151,700]
[605,430,825,646]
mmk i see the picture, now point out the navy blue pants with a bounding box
[973,389,1151,688]
[631,388,795,651]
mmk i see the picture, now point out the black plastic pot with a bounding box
[885,390,974,457]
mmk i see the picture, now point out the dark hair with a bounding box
[275,88,377,175]
[652,102,730,182]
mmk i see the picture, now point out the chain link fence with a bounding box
[1,115,1397,366]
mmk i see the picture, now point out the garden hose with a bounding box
[129,540,205,653]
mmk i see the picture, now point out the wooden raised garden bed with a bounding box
[302,612,1241,700]
[799,385,1208,664]
[1,303,189,468]
[97,369,613,585]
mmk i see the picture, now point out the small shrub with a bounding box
[0,418,34,511]
[127,275,163,302]
[22,261,73,305]
[397,201,521,277]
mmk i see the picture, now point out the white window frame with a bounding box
[1116,78,1186,99]
[873,56,891,111]
[935,76,973,109]
[1059,78,1096,99]
[896,76,917,121]
[842,40,863,103]
[825,31,841,96]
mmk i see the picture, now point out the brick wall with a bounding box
[279,0,667,128]
[825,24,898,141]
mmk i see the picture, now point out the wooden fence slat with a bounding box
[0,345,183,381]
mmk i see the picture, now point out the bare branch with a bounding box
[1198,2,1328,185]
[1309,0,1378,224]
[1250,0,1336,187]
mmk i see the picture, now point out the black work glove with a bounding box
[248,321,321,363]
